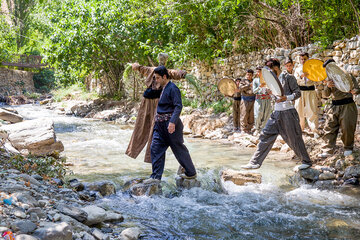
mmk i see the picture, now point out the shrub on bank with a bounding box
[51,83,99,102]
[0,151,68,179]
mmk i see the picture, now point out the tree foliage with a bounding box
[1,0,359,96]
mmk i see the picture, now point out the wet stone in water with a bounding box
[175,177,201,189]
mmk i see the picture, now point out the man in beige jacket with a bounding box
[294,52,319,138]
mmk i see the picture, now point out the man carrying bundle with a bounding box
[126,53,187,163]
[242,59,312,170]
[148,66,197,181]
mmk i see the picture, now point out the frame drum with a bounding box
[218,78,237,97]
[303,59,327,82]
[261,67,284,96]
[325,62,353,92]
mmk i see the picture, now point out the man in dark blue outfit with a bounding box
[149,66,197,180]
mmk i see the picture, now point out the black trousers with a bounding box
[150,120,196,180]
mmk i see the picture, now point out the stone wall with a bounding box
[0,68,35,96]
[185,35,360,130]
[187,35,360,85]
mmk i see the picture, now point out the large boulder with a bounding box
[0,118,64,156]
[0,108,23,123]
[56,204,88,223]
[33,222,72,240]
[81,205,107,226]
[221,169,261,186]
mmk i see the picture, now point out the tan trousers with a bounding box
[323,102,358,152]
[233,100,241,129]
[240,100,255,132]
[294,90,319,132]
[126,98,158,163]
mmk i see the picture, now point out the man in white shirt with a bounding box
[242,58,312,170]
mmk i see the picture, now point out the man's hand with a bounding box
[275,96,287,103]
[327,80,335,88]
[168,122,175,134]
[132,63,140,70]
[350,89,358,95]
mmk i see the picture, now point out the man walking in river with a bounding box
[242,58,312,170]
[147,66,197,181]
[125,53,187,163]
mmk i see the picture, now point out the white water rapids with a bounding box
[12,104,360,239]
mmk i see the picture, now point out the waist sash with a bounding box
[241,95,256,101]
[299,85,315,91]
[155,113,173,122]
[332,97,354,106]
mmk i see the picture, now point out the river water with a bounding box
[13,104,360,239]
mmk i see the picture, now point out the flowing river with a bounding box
[13,104,360,239]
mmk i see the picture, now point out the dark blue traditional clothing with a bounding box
[150,81,196,180]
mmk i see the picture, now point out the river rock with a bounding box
[18,174,41,186]
[56,204,88,223]
[91,228,109,240]
[11,220,37,234]
[120,227,141,240]
[13,208,27,219]
[299,168,320,181]
[0,108,23,123]
[86,181,116,197]
[175,177,201,189]
[27,207,47,220]
[0,118,64,156]
[81,205,107,226]
[123,178,162,196]
[69,179,85,192]
[221,169,261,185]
[319,171,336,180]
[12,192,39,207]
[33,222,72,240]
[58,214,91,232]
[70,102,93,117]
[15,234,38,240]
[104,211,124,223]
[343,165,360,179]
[314,180,336,189]
[129,181,162,196]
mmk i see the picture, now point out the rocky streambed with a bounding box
[1,100,360,239]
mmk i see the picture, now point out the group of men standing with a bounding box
[125,52,359,181]
[239,55,359,169]
[232,53,321,137]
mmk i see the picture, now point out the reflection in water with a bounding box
[13,104,360,239]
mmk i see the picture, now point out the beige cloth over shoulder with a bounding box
[125,64,186,163]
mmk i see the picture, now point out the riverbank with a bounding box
[41,97,360,189]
